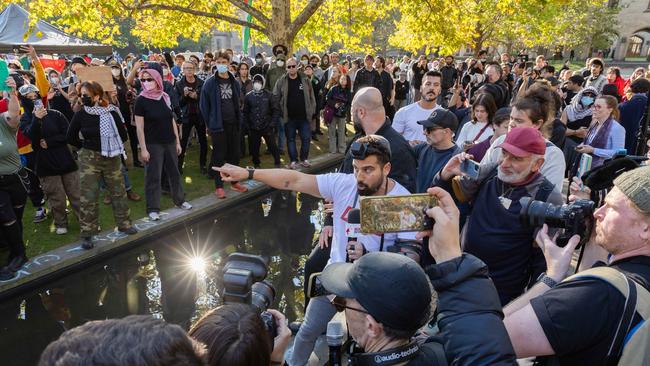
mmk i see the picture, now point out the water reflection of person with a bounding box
[155,242,198,330]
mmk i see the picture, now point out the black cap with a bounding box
[70,56,87,66]
[321,252,432,331]
[417,109,458,131]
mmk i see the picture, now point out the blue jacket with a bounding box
[619,93,647,153]
[200,72,243,132]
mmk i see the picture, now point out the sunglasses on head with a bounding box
[330,296,368,314]
[141,78,154,82]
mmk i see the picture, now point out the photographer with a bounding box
[502,165,650,365]
[189,304,291,366]
[213,134,418,366]
[475,63,510,109]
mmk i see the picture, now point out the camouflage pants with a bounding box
[78,149,131,237]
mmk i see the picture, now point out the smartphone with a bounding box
[33,99,44,111]
[461,159,480,179]
[307,272,330,298]
[360,193,437,234]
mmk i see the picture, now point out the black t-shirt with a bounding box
[379,70,393,102]
[218,77,237,124]
[185,79,199,115]
[531,256,650,366]
[395,80,410,100]
[287,76,307,120]
[134,97,176,144]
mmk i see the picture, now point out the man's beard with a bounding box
[353,111,364,133]
[421,90,438,102]
[497,161,535,184]
[357,176,384,196]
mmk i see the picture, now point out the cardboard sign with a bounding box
[76,66,115,92]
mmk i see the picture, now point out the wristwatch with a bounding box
[247,168,255,180]
[537,272,558,288]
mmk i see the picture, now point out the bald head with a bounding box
[352,87,386,133]
[352,87,384,110]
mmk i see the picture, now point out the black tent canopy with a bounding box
[0,3,112,55]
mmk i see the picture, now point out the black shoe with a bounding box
[81,236,94,250]
[119,227,138,235]
[200,166,207,175]
[312,135,319,141]
[6,255,28,272]
[0,267,16,281]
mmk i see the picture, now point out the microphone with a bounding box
[326,320,344,366]
[345,209,361,242]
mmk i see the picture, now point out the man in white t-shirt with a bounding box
[214,135,418,366]
[392,70,444,145]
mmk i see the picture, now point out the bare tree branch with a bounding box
[225,0,270,25]
[290,0,325,34]
[129,3,268,34]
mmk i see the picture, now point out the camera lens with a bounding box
[519,197,568,228]
[251,280,276,312]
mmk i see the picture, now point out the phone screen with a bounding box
[461,159,480,179]
[360,193,437,233]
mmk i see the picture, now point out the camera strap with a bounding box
[349,340,420,366]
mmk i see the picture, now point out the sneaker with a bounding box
[55,227,68,235]
[118,226,138,235]
[231,182,248,193]
[33,207,47,223]
[287,161,298,170]
[214,188,226,199]
[301,160,311,168]
[81,236,94,250]
[127,190,141,201]
[0,267,16,281]
[6,255,28,272]
[104,195,112,205]
[179,201,193,210]
[148,212,161,221]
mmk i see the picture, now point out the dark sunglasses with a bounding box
[141,78,154,82]
[330,296,368,314]
[287,65,297,69]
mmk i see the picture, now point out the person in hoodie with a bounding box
[250,52,267,78]
[200,50,248,199]
[243,74,281,168]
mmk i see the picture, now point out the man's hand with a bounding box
[140,149,150,163]
[535,224,581,282]
[213,163,248,182]
[34,108,47,119]
[20,45,38,61]
[5,77,16,91]
[319,226,333,249]
[347,241,365,261]
[440,152,473,181]
[176,142,182,156]
[569,176,591,203]
[416,187,461,263]
[267,309,291,365]
[131,59,143,72]
[39,139,48,149]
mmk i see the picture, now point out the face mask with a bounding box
[277,60,285,67]
[111,69,121,77]
[253,82,262,91]
[50,76,59,84]
[301,60,308,65]
[256,58,263,64]
[142,80,157,91]
[311,63,318,68]
[81,95,94,107]
[163,69,170,76]
[581,96,594,106]
[216,64,228,74]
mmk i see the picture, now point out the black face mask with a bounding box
[311,63,318,68]
[81,95,94,107]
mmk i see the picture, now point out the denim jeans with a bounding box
[277,120,286,153]
[288,296,337,366]
[284,119,311,162]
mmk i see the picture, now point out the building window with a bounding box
[627,35,644,57]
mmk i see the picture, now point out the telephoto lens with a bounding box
[519,197,595,247]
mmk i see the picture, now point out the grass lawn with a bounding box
[16,129,335,259]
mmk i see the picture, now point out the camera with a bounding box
[519,197,595,247]
[222,253,278,342]
[461,71,486,89]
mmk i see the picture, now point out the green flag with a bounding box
[242,0,252,55]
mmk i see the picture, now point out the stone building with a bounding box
[611,0,650,60]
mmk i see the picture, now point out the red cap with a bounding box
[498,127,546,157]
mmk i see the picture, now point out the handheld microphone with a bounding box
[345,209,361,242]
[326,320,344,366]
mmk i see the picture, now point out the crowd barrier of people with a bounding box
[1,44,650,366]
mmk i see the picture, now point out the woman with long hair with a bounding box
[67,81,137,249]
[574,95,625,169]
[324,74,352,154]
[456,93,496,150]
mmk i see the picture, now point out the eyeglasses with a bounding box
[287,65,297,69]
[330,296,368,314]
[141,78,154,82]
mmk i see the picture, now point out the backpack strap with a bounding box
[533,178,555,202]
[566,267,650,365]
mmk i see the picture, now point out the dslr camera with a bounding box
[519,197,595,247]
[222,253,277,343]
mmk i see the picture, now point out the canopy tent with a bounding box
[0,4,112,55]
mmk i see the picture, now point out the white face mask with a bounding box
[111,69,121,77]
[301,60,308,65]
[277,60,285,67]
[50,76,60,84]
[253,82,262,91]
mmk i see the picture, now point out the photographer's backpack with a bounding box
[566,267,650,365]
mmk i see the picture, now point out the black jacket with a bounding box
[440,65,458,90]
[21,109,78,177]
[340,118,417,192]
[243,88,280,131]
[426,254,517,365]
[353,68,382,93]
[175,76,204,124]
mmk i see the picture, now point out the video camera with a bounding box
[222,253,277,344]
[519,197,595,248]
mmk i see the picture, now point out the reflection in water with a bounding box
[0,191,323,365]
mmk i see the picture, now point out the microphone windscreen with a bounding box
[326,320,344,346]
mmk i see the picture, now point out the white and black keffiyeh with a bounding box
[84,105,126,158]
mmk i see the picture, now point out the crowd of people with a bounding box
[1,43,650,366]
